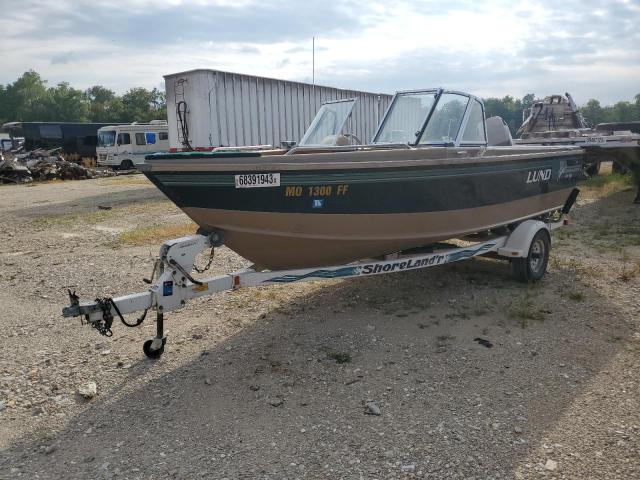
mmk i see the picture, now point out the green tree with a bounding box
[521,93,536,110]
[121,87,166,122]
[610,101,636,123]
[483,95,525,135]
[580,99,605,126]
[3,70,51,121]
[0,84,7,124]
[85,85,123,122]
[43,82,89,122]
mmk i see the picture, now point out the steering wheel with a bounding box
[342,133,363,145]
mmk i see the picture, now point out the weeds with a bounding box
[31,209,116,230]
[96,175,151,186]
[620,261,640,282]
[567,291,585,302]
[113,222,197,246]
[580,172,633,189]
[507,292,548,328]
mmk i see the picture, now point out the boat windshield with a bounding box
[373,92,437,144]
[299,99,356,146]
[98,130,116,147]
[418,93,469,144]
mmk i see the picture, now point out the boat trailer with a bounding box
[62,217,568,358]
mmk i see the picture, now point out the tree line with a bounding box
[0,71,166,125]
[1,70,639,134]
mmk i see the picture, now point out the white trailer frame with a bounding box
[62,217,568,358]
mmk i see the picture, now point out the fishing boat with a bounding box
[516,93,640,175]
[142,89,583,270]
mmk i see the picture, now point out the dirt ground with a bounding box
[0,169,638,479]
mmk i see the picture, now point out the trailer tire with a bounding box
[143,338,165,359]
[120,159,133,170]
[511,229,550,283]
[612,161,629,174]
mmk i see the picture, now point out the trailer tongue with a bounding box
[62,216,571,358]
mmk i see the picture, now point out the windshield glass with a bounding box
[300,99,356,146]
[98,130,116,147]
[373,92,436,143]
[419,93,469,144]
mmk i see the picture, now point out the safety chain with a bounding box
[193,246,215,274]
[92,298,114,337]
[90,297,148,336]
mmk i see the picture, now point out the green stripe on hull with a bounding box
[154,158,575,187]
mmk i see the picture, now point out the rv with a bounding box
[97,121,169,169]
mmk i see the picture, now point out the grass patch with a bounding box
[621,261,640,282]
[507,293,549,328]
[585,222,640,251]
[114,222,197,246]
[580,172,633,189]
[31,209,116,230]
[567,291,585,302]
[96,175,151,186]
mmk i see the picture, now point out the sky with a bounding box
[2,0,640,105]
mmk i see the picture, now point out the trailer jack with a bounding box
[62,218,566,358]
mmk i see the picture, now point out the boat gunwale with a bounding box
[141,147,583,172]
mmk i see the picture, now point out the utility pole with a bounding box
[312,36,315,87]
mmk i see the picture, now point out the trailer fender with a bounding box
[497,220,550,258]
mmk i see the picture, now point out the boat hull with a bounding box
[182,190,571,268]
[143,147,583,269]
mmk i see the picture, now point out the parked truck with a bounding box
[96,121,169,169]
[164,69,392,151]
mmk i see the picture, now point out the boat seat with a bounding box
[486,116,513,146]
[320,134,350,146]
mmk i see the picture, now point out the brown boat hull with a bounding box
[184,189,573,269]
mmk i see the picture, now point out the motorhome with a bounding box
[97,121,169,169]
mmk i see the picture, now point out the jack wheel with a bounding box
[143,338,166,359]
[512,230,550,283]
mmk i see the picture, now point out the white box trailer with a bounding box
[164,69,392,151]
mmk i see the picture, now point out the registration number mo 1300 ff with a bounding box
[235,173,281,188]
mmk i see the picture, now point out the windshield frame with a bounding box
[97,129,117,147]
[373,89,487,147]
[372,89,441,145]
[299,98,357,146]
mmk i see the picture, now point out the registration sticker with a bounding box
[235,173,280,188]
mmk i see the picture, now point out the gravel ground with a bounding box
[0,172,638,479]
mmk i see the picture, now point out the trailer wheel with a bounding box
[143,338,166,359]
[612,161,629,174]
[511,230,550,283]
[120,159,133,170]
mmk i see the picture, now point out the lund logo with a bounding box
[526,168,552,183]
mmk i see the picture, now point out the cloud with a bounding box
[50,51,75,65]
[1,0,639,105]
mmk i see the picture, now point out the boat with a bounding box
[141,89,583,270]
[516,93,640,175]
